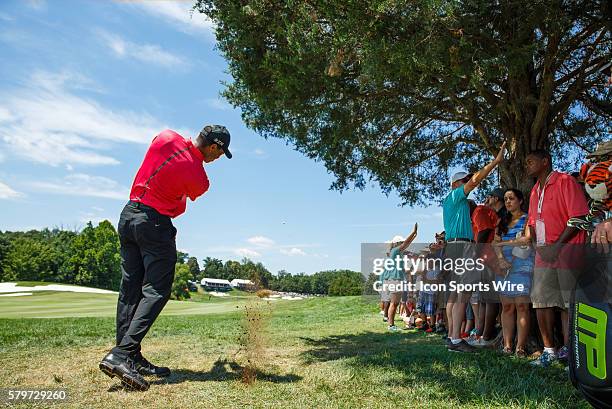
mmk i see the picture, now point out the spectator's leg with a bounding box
[500,296,516,350]
[471,302,480,333]
[482,302,499,340]
[535,307,556,348]
[451,291,471,340]
[515,297,530,351]
[560,308,569,346]
[388,296,401,327]
[446,291,457,338]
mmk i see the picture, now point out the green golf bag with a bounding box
[569,249,612,409]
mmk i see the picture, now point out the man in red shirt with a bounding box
[525,149,588,368]
[99,125,232,391]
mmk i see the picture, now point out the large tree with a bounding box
[197,0,610,203]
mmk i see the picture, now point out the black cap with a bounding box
[200,125,232,159]
[488,188,505,200]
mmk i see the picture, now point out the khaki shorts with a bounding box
[530,267,577,309]
[382,279,403,304]
[444,241,481,286]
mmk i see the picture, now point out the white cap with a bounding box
[386,235,405,244]
[450,171,470,185]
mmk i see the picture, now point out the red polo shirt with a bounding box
[527,171,588,268]
[129,130,209,218]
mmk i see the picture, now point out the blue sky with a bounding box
[0,0,448,275]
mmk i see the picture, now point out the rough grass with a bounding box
[0,296,588,408]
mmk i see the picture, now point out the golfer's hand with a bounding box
[592,218,612,254]
[493,141,507,164]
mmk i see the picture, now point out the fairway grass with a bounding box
[0,288,251,319]
[0,297,588,408]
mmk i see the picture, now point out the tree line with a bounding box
[0,223,365,299]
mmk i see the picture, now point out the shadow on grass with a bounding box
[150,359,301,385]
[299,331,586,407]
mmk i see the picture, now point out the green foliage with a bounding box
[186,256,201,281]
[327,270,365,296]
[268,269,364,295]
[68,221,121,291]
[176,250,189,264]
[197,0,611,202]
[0,222,119,290]
[363,273,380,296]
[0,225,363,296]
[201,257,224,280]
[171,263,192,300]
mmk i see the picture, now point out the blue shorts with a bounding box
[496,271,531,298]
[465,303,474,320]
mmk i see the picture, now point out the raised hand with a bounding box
[494,141,507,164]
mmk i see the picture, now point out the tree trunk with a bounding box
[497,143,537,198]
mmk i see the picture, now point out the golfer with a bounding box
[99,125,232,391]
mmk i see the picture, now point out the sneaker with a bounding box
[383,317,388,322]
[99,352,150,391]
[530,351,558,367]
[388,325,399,332]
[379,310,385,315]
[460,332,469,339]
[557,346,569,362]
[425,328,434,333]
[134,352,171,377]
[448,340,477,353]
[435,325,446,334]
[468,337,494,348]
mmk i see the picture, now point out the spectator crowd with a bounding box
[377,141,612,370]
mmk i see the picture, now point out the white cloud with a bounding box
[126,0,214,38]
[0,12,14,22]
[247,235,275,248]
[204,98,232,111]
[96,30,188,69]
[280,247,307,256]
[252,148,269,159]
[0,181,23,199]
[25,0,46,11]
[78,206,112,225]
[28,173,129,200]
[0,70,163,166]
[234,248,261,258]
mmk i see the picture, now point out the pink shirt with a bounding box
[129,130,209,218]
[527,171,588,267]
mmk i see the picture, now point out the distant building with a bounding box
[230,279,255,291]
[200,278,232,292]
